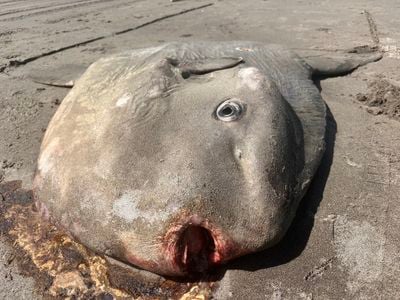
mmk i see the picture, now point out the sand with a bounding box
[1,0,400,298]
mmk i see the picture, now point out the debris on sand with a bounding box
[356,78,400,120]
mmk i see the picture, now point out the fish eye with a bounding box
[216,99,243,122]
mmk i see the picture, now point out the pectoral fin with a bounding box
[302,46,382,77]
[169,57,244,78]
[28,64,87,88]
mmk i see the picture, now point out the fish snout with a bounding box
[163,215,236,276]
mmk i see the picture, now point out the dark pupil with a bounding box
[221,106,233,116]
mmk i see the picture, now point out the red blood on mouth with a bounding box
[176,225,216,274]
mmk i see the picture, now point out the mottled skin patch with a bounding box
[115,93,132,108]
[238,67,264,91]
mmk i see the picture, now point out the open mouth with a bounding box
[176,225,217,274]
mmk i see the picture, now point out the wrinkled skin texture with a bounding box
[33,42,327,276]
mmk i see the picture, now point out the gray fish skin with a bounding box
[32,42,377,276]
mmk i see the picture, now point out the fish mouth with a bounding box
[175,225,217,274]
[164,216,228,276]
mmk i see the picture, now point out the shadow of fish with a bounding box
[32,41,381,277]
